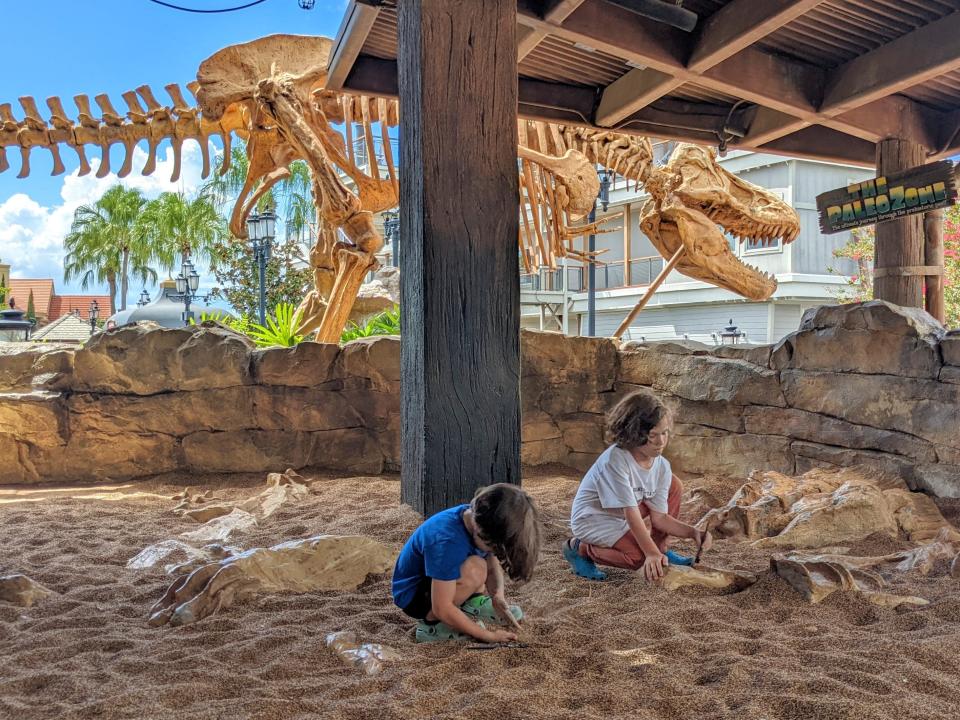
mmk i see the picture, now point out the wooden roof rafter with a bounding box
[329,0,960,167]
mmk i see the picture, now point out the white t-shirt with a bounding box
[570,445,672,548]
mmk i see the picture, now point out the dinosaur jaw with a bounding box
[667,144,800,249]
[640,200,778,301]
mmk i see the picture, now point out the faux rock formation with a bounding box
[149,535,396,627]
[771,528,959,606]
[660,564,756,593]
[325,631,401,676]
[0,574,51,607]
[698,467,960,548]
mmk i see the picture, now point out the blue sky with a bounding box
[0,0,347,305]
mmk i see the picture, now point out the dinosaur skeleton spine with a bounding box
[0,34,801,341]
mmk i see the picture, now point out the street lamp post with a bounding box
[719,319,743,345]
[170,257,209,326]
[247,210,277,326]
[587,169,611,337]
[137,289,151,307]
[88,299,100,333]
[383,211,400,267]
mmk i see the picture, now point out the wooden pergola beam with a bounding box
[821,11,960,116]
[518,0,944,153]
[326,0,382,91]
[686,0,829,72]
[757,126,876,167]
[517,0,588,61]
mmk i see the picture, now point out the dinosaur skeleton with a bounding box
[0,34,799,341]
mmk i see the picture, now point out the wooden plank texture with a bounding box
[874,139,926,310]
[398,0,521,516]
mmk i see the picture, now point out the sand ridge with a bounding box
[1,472,959,720]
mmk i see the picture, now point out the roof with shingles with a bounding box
[30,312,94,343]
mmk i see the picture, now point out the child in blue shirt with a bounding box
[392,483,542,643]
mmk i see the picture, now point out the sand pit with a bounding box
[1,471,959,720]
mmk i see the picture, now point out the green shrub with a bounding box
[340,305,400,343]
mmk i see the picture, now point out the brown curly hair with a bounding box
[471,484,542,583]
[606,389,672,449]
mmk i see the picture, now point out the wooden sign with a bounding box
[816,160,957,234]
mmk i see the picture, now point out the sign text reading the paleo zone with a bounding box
[816,160,957,234]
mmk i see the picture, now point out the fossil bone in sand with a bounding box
[698,467,960,549]
[149,535,396,627]
[325,631,401,676]
[771,528,959,606]
[126,540,239,573]
[0,574,51,607]
[660,564,757,593]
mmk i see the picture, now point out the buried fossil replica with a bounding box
[0,34,798,341]
[696,466,960,604]
[149,534,395,627]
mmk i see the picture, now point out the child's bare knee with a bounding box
[460,555,487,585]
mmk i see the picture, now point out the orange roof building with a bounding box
[7,278,110,324]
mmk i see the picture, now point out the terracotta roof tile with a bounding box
[7,279,55,317]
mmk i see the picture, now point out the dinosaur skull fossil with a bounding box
[640,144,800,300]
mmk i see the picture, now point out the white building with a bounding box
[521,147,873,345]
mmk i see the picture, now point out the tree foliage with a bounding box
[209,235,312,320]
[204,141,315,320]
[63,185,157,314]
[829,204,960,328]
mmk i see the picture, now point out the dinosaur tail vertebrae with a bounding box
[0,83,234,181]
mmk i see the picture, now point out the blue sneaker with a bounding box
[665,549,694,566]
[563,540,607,581]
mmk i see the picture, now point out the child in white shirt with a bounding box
[564,390,711,582]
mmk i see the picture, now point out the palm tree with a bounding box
[63,185,157,314]
[205,142,314,240]
[138,190,226,274]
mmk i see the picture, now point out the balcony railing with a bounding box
[519,256,665,293]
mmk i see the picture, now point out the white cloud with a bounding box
[0,141,212,298]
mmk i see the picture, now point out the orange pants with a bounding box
[578,476,683,570]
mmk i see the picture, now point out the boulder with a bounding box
[253,341,340,387]
[772,301,943,378]
[0,574,51,607]
[745,406,936,462]
[334,336,400,392]
[620,349,784,406]
[149,534,396,626]
[182,428,383,474]
[73,324,254,394]
[666,431,794,477]
[711,344,773,367]
[781,370,960,450]
[0,343,74,391]
[941,330,960,366]
[522,330,619,415]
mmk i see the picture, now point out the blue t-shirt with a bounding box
[392,504,487,609]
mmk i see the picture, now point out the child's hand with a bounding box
[492,593,523,632]
[484,628,518,644]
[642,551,667,582]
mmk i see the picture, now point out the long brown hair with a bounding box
[606,389,672,449]
[471,483,542,582]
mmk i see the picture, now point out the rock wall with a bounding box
[1,302,958,497]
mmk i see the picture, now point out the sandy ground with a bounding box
[1,469,959,720]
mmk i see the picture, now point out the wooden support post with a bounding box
[398,0,520,516]
[874,139,926,309]
[612,246,685,339]
[924,209,945,324]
